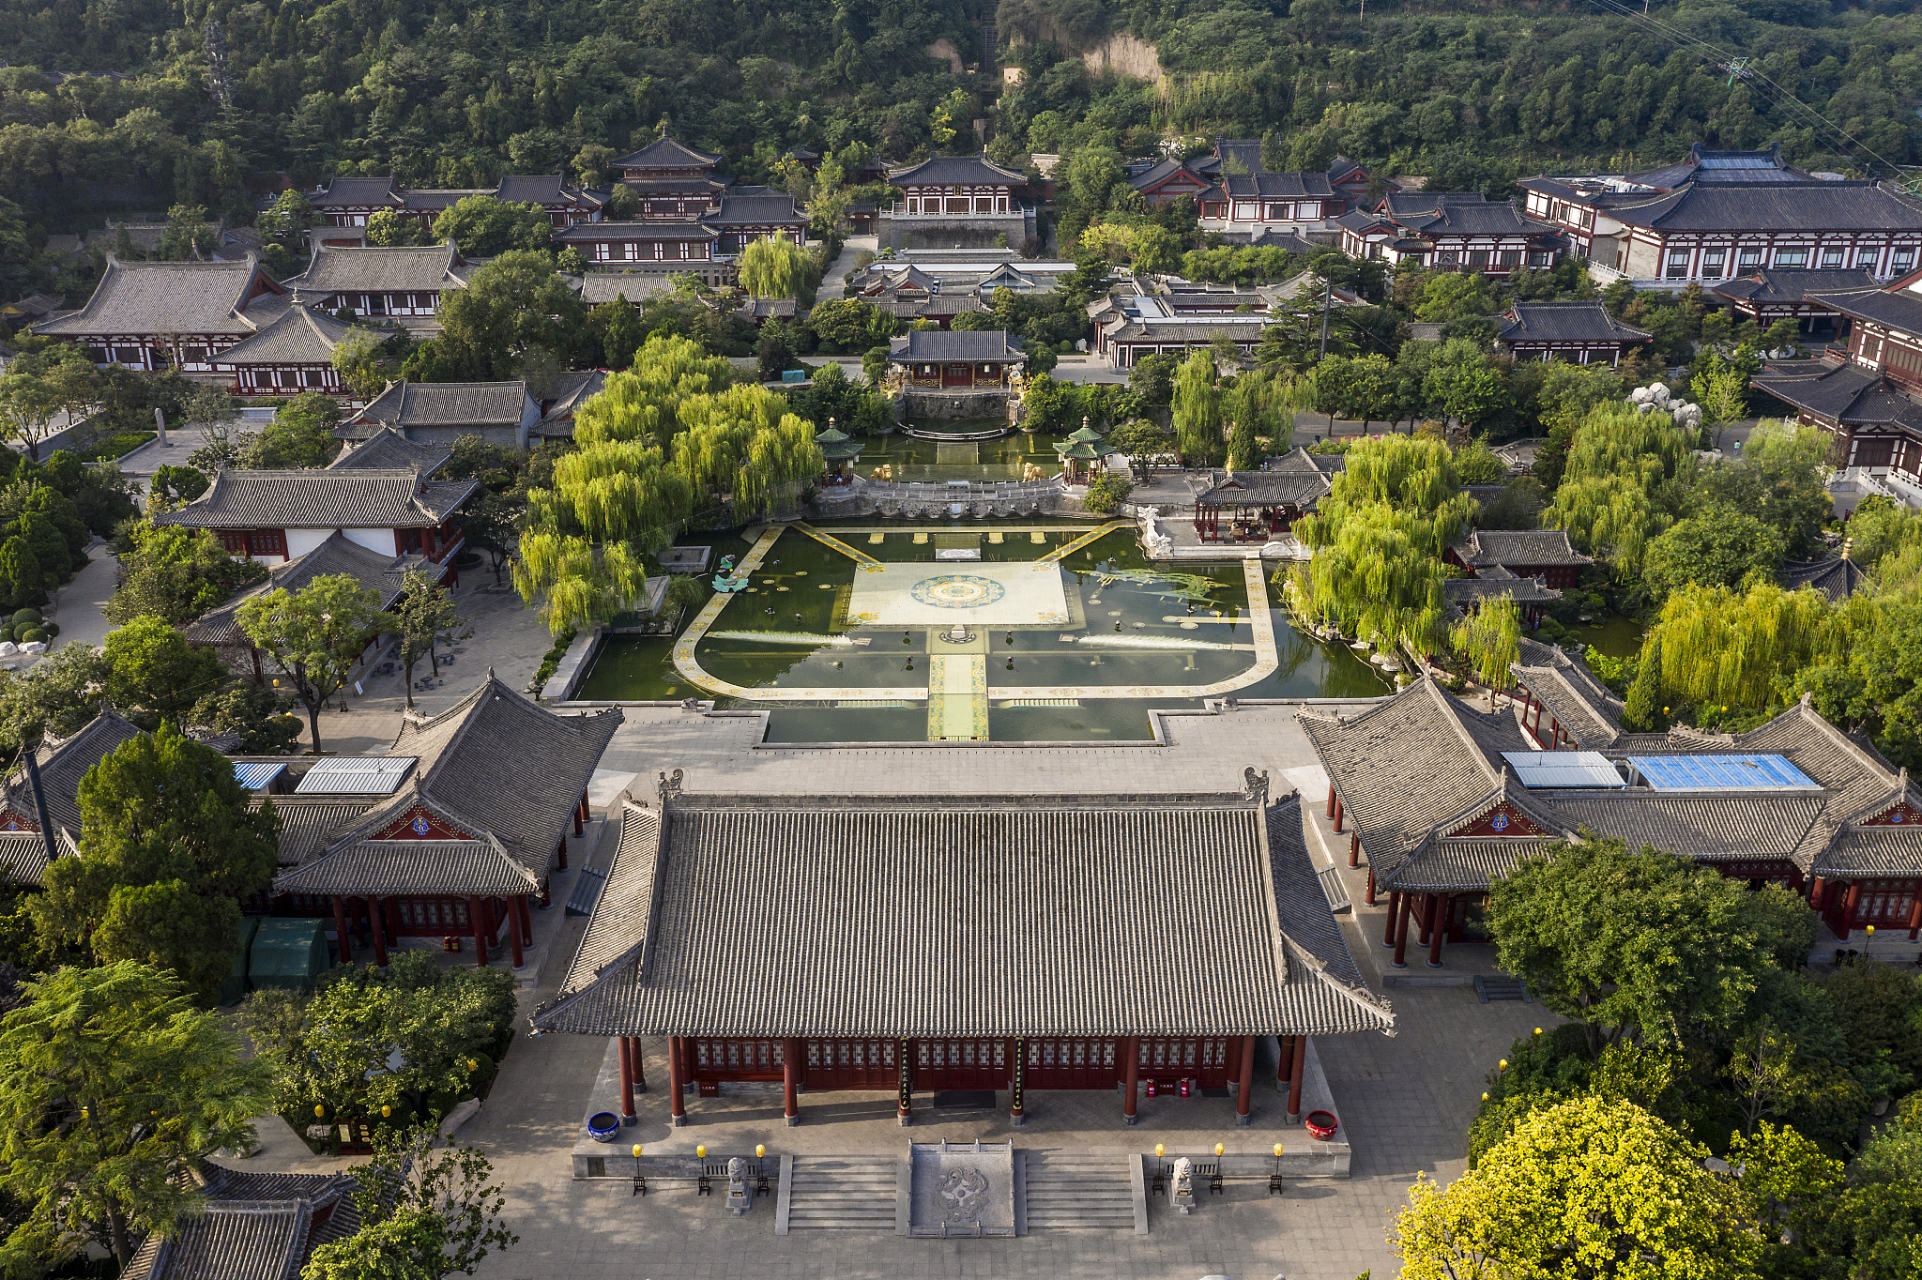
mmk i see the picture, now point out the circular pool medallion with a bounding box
[910,574,1006,610]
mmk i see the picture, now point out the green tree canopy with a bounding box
[1642,580,1835,717]
[1396,1095,1765,1280]
[101,616,232,728]
[32,724,281,1003]
[236,574,382,755]
[240,393,344,470]
[392,569,472,710]
[0,962,272,1270]
[104,522,267,626]
[736,231,811,301]
[435,251,590,382]
[430,196,552,257]
[1171,350,1224,468]
[1640,509,1787,604]
[1488,836,1816,1054]
[1546,401,1696,576]
[301,1126,517,1280]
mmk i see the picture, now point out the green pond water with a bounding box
[575,521,1389,742]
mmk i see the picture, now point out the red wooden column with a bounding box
[1234,1034,1256,1126]
[555,836,568,872]
[896,1039,913,1126]
[1276,1035,1296,1092]
[1382,891,1401,947]
[369,896,388,967]
[508,910,525,970]
[667,1036,687,1126]
[1417,895,1435,948]
[1365,870,1377,906]
[1906,894,1920,941]
[1009,1039,1026,1127]
[1392,893,1415,969]
[629,1036,647,1093]
[1285,1035,1308,1122]
[618,1037,637,1123]
[469,896,488,967]
[1331,796,1344,834]
[783,1038,801,1126]
[1349,832,1360,868]
[1325,784,1337,819]
[517,895,533,948]
[331,896,352,964]
[1122,1035,1141,1125]
[1428,894,1451,968]
[574,792,587,837]
[1839,883,1863,941]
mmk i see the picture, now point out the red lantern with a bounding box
[1145,1080,1157,1098]
[1178,1078,1191,1098]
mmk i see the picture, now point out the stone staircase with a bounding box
[1022,1152,1141,1231]
[779,1157,898,1232]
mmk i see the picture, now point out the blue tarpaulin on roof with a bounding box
[232,762,288,791]
[1627,754,1817,791]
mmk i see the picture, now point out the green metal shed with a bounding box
[247,918,332,992]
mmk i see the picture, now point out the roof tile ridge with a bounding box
[1423,676,1507,782]
[1278,931,1396,1033]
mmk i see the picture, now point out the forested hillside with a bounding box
[0,0,1918,256]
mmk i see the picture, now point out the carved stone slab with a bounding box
[908,1140,1015,1238]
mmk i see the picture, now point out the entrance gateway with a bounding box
[531,769,1394,1128]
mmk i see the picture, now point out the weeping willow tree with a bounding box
[1286,504,1450,654]
[1172,351,1225,467]
[1545,402,1695,576]
[1641,580,1836,713]
[513,335,824,633]
[737,231,810,301]
[1223,369,1308,469]
[1295,434,1475,553]
[1451,594,1522,687]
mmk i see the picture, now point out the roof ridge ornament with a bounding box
[1243,767,1270,805]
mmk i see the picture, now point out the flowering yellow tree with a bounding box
[1394,1096,1765,1280]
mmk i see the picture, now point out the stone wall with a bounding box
[899,389,1011,419]
[878,210,1033,251]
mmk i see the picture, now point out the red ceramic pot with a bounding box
[1305,1110,1339,1140]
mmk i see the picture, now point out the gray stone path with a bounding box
[44,543,120,651]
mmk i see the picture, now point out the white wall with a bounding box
[286,527,398,559]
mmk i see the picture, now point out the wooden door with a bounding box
[942,363,971,387]
[1138,1037,1233,1089]
[687,1038,785,1082]
[914,1038,1007,1091]
[803,1038,897,1090]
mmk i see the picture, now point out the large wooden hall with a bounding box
[1300,649,1922,969]
[531,772,1394,1127]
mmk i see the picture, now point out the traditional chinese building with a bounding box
[1708,268,1877,339]
[880,156,1031,250]
[531,774,1393,1127]
[1301,676,1922,969]
[184,528,445,684]
[283,243,470,324]
[1191,451,1342,542]
[1521,144,1922,287]
[340,375,603,447]
[608,137,729,211]
[0,709,141,886]
[307,174,604,231]
[1446,530,1593,590]
[31,255,289,375]
[1751,272,1922,497]
[886,329,1023,390]
[1337,193,1561,277]
[155,462,477,565]
[1494,302,1653,367]
[122,1165,366,1280]
[704,188,809,254]
[1130,143,1369,235]
[552,222,719,276]
[209,305,359,396]
[268,675,622,970]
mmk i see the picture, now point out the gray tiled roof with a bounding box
[1608,182,1922,232]
[888,329,1023,362]
[705,193,806,226]
[122,1201,311,1280]
[286,244,469,297]
[887,156,1025,187]
[538,370,606,428]
[1195,469,1332,506]
[0,827,78,887]
[1629,142,1810,189]
[327,427,451,475]
[34,257,284,337]
[1298,679,1532,892]
[1708,269,1878,306]
[211,306,357,367]
[310,175,402,208]
[1443,566,1560,607]
[1804,284,1922,335]
[533,787,1395,1040]
[0,710,144,843]
[492,174,599,208]
[1499,302,1651,345]
[272,675,621,896]
[254,797,377,868]
[613,137,723,170]
[1452,530,1594,568]
[158,469,477,530]
[1542,791,1827,862]
[185,530,428,647]
[574,272,676,306]
[1750,361,1922,431]
[1780,556,1871,602]
[356,380,532,428]
[554,222,717,242]
[1269,446,1346,476]
[1510,638,1625,749]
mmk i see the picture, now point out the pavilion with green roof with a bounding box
[815,419,864,485]
[1053,418,1118,485]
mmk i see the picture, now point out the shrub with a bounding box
[1081,472,1134,514]
[11,609,40,628]
[18,629,44,644]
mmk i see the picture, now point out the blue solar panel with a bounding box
[231,762,287,791]
[1627,754,1817,791]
